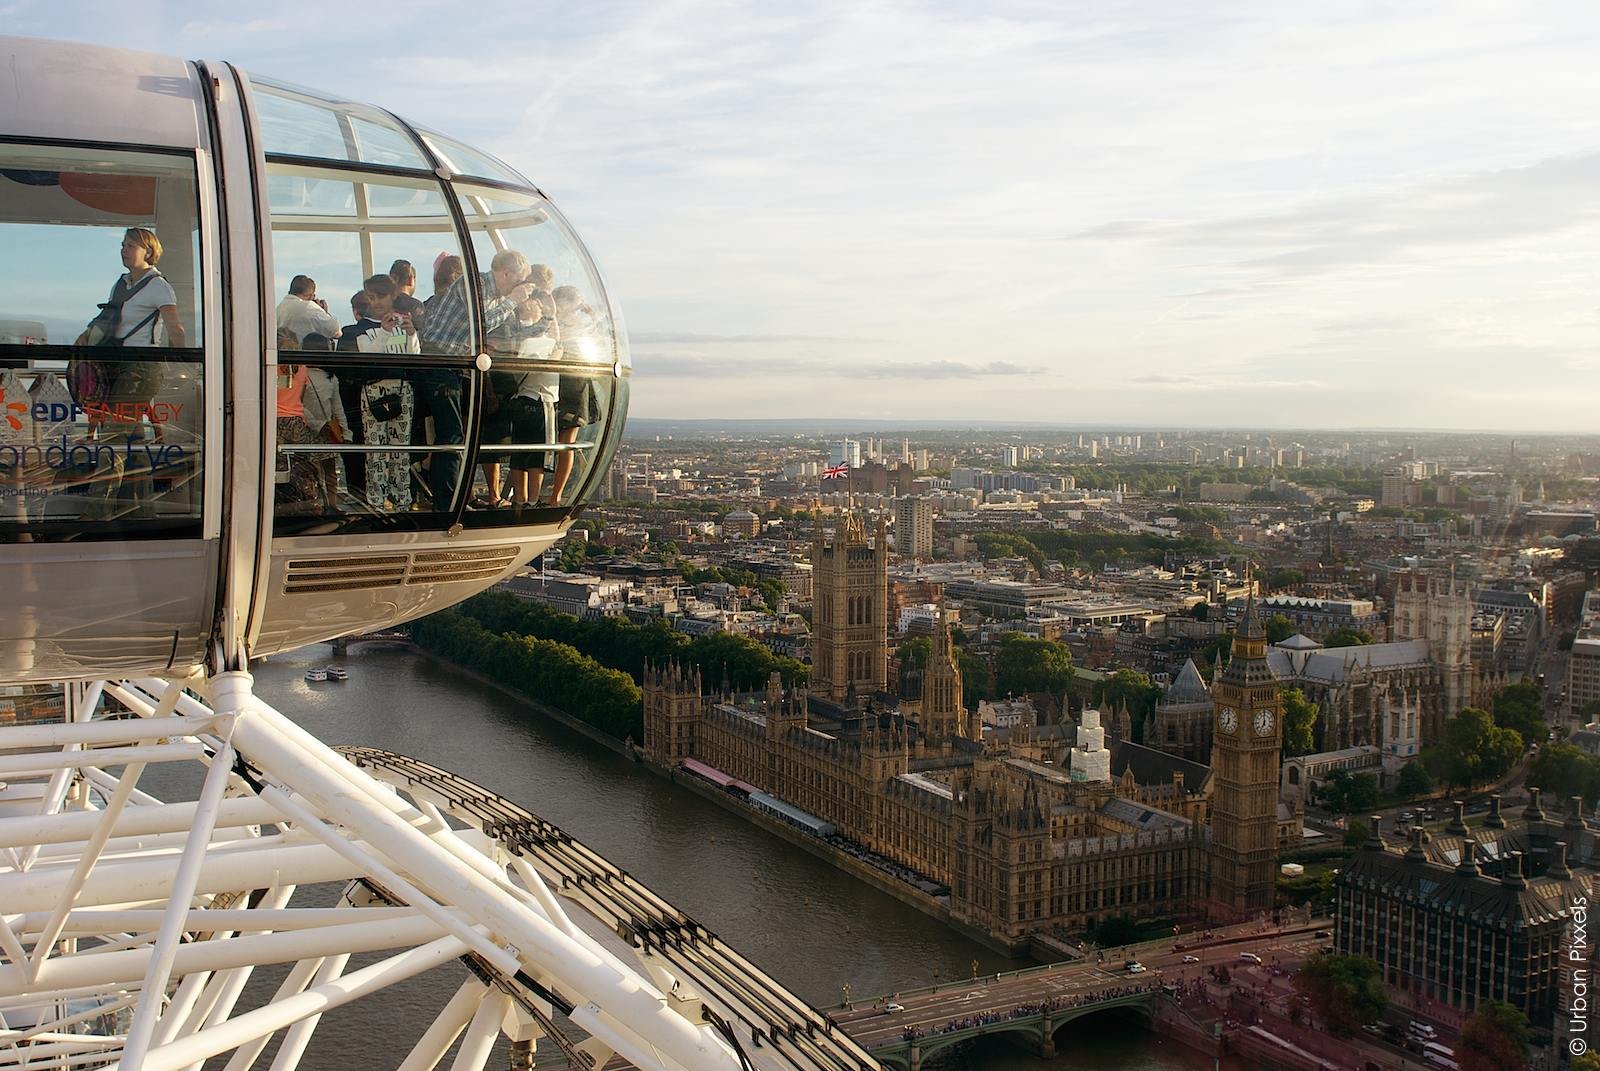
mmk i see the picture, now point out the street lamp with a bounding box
[841,982,852,1010]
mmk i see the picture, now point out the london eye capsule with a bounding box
[0,36,630,683]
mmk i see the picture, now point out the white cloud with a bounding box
[11,1,1600,428]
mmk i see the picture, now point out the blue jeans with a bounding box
[418,372,463,510]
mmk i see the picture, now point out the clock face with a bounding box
[1219,707,1237,734]
[1254,709,1275,736]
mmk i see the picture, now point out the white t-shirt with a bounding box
[275,294,341,342]
[354,325,421,355]
[115,271,179,348]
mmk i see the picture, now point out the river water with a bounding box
[238,645,1217,1070]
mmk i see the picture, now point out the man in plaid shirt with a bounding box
[419,249,542,507]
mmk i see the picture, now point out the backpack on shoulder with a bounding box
[83,271,163,348]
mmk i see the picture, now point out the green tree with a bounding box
[1264,614,1295,643]
[555,539,589,573]
[1317,769,1379,814]
[993,632,1075,696]
[1457,1000,1529,1071]
[1292,954,1387,1036]
[1189,601,1210,621]
[1323,627,1375,648]
[1343,819,1370,848]
[1094,668,1162,738]
[1425,707,1523,790]
[957,649,993,709]
[757,578,786,613]
[1091,915,1141,947]
[1281,688,1318,757]
[1491,682,1546,748]
[1569,1051,1600,1071]
[1527,743,1600,805]
[1396,761,1434,799]
[1267,567,1306,590]
[897,636,932,672]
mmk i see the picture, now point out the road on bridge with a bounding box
[831,919,1331,1052]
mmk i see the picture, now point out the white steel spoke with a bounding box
[264,952,350,1071]
[449,990,511,1071]
[28,760,149,981]
[216,955,328,1071]
[122,936,471,1071]
[0,673,871,1071]
[0,916,27,970]
[395,979,487,1071]
[119,743,236,1069]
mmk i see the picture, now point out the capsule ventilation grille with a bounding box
[283,546,522,594]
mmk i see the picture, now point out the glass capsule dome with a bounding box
[0,38,629,682]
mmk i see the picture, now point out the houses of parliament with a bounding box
[642,515,1288,950]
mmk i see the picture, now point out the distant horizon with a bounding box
[622,416,1600,440]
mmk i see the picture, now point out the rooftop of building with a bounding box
[1339,795,1595,929]
[1162,658,1210,703]
[1267,640,1434,683]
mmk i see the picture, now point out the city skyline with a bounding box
[10,3,1600,430]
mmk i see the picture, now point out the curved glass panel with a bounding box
[266,163,468,358]
[583,374,628,498]
[271,355,472,536]
[466,363,615,524]
[453,183,617,367]
[0,142,205,542]
[253,78,429,170]
[416,129,525,186]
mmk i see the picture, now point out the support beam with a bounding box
[395,980,487,1071]
[0,840,357,916]
[216,956,327,1071]
[449,991,511,1071]
[0,714,228,750]
[220,685,739,1071]
[0,914,448,998]
[266,952,351,1071]
[0,796,282,850]
[28,761,149,982]
[0,743,207,779]
[115,936,471,1071]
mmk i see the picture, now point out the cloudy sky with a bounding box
[10,2,1600,430]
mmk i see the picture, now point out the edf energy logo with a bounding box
[1,388,24,432]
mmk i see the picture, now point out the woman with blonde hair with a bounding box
[71,227,187,518]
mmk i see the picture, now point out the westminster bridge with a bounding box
[830,920,1328,1071]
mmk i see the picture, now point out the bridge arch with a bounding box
[1048,994,1156,1042]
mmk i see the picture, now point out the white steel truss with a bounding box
[0,672,879,1071]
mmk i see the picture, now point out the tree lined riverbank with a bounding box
[250,646,1215,1070]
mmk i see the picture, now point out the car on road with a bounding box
[1314,929,1331,938]
[1125,961,1148,973]
[1181,954,1200,964]
[1238,952,1263,965]
[1409,1021,1437,1040]
[883,1002,905,1014]
[1398,810,1415,823]
[1362,1024,1384,1037]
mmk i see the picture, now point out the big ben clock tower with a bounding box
[1209,593,1283,918]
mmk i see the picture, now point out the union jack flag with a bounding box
[822,463,848,479]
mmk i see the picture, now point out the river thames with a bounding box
[242,644,1224,1070]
